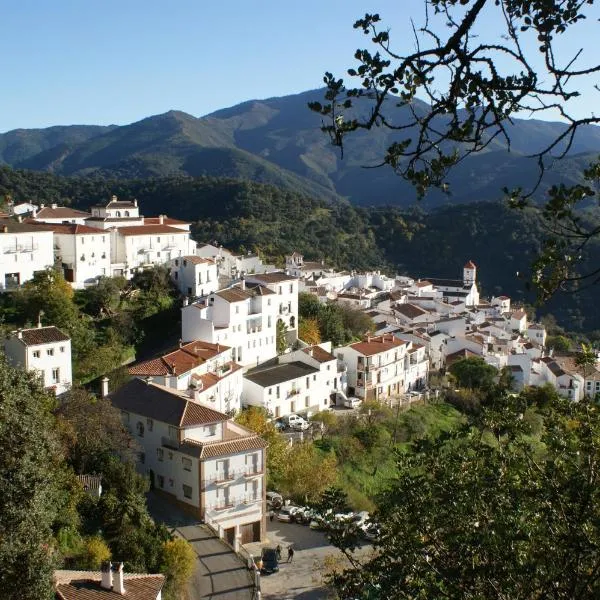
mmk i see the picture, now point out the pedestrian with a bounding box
[269,509,274,522]
[287,546,294,563]
[276,545,282,560]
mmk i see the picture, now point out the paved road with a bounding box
[146,492,255,599]
[245,519,374,599]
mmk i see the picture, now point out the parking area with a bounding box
[244,518,373,599]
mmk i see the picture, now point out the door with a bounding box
[224,527,235,546]
[240,521,261,544]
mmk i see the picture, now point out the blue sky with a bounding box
[1,0,597,132]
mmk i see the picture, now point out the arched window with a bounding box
[290,315,296,328]
[116,211,121,217]
[136,421,144,437]
[125,211,130,217]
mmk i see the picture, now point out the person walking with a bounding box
[276,545,282,561]
[269,509,274,522]
[287,546,294,563]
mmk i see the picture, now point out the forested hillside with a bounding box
[1,166,599,332]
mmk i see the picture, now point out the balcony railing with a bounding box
[161,436,179,450]
[208,495,261,512]
[244,466,264,477]
[4,244,38,254]
[202,468,264,488]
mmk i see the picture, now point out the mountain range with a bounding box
[2,89,600,208]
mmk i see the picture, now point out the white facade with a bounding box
[110,378,266,543]
[337,334,429,401]
[181,282,279,368]
[4,325,72,395]
[170,256,218,298]
[0,223,54,290]
[32,204,92,224]
[243,343,342,417]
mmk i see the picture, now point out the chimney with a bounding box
[17,215,22,223]
[159,214,165,225]
[111,195,117,203]
[2,225,7,233]
[51,203,57,210]
[182,297,189,307]
[146,376,153,385]
[114,562,125,595]
[240,278,245,290]
[100,561,113,590]
[40,203,45,209]
[216,342,220,354]
[309,347,314,357]
[37,311,43,328]
[16,329,23,339]
[133,199,138,207]
[32,207,37,218]
[101,376,109,398]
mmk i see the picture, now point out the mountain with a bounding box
[2,89,600,207]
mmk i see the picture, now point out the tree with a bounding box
[310,1,600,300]
[78,536,111,570]
[449,356,498,390]
[160,538,196,600]
[0,356,64,599]
[328,393,600,599]
[298,316,322,345]
[576,342,598,382]
[276,318,288,354]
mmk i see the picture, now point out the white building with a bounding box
[4,325,72,395]
[0,220,54,290]
[128,340,243,415]
[181,282,279,368]
[109,378,267,543]
[245,272,299,341]
[337,334,429,401]
[424,260,480,307]
[32,204,92,224]
[243,343,343,417]
[170,255,218,298]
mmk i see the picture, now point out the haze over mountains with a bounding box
[2,88,600,208]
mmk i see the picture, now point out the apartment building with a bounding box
[109,378,267,543]
[170,255,218,298]
[4,324,72,395]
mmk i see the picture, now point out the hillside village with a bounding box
[2,194,600,586]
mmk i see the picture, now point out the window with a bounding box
[169,478,174,487]
[157,448,164,461]
[305,396,309,408]
[157,237,161,243]
[182,457,192,471]
[207,425,217,436]
[116,211,121,217]
[289,284,293,293]
[47,348,54,356]
[235,306,240,314]
[136,421,144,437]
[60,346,65,353]
[175,259,179,266]
[183,484,192,499]
[157,475,164,488]
[139,452,145,464]
[278,286,282,294]
[174,272,179,280]
[146,418,153,431]
[276,386,280,399]
[32,350,40,358]
[313,374,316,381]
[125,211,130,217]
[268,388,272,395]
[291,400,296,413]
[183,259,187,267]
[168,426,178,440]
[51,368,60,383]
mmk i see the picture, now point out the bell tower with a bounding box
[463,260,477,285]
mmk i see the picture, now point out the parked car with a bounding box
[286,413,309,430]
[277,504,300,522]
[266,491,283,510]
[344,397,362,409]
[293,506,313,524]
[260,548,279,574]
[273,420,286,431]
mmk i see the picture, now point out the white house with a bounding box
[245,272,299,341]
[527,323,547,347]
[128,340,243,415]
[109,378,267,543]
[170,255,218,298]
[181,281,279,368]
[425,260,480,307]
[510,309,528,332]
[4,325,72,395]
[337,334,429,401]
[0,220,54,290]
[32,204,92,224]
[87,196,144,229]
[243,343,343,417]
[33,223,111,288]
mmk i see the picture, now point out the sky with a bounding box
[1,0,599,132]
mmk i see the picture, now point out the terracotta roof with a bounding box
[36,206,91,219]
[446,349,479,365]
[177,255,214,265]
[144,217,189,226]
[244,361,319,387]
[13,326,70,346]
[129,340,230,376]
[394,303,428,319]
[191,362,243,393]
[245,282,276,295]
[302,346,336,363]
[29,222,106,235]
[247,272,296,284]
[117,225,189,236]
[512,310,527,319]
[184,435,268,459]
[464,260,477,268]
[55,571,164,600]
[104,200,137,208]
[215,287,254,303]
[415,280,432,288]
[427,277,466,288]
[0,219,52,234]
[350,334,407,357]
[109,379,227,427]
[76,475,102,491]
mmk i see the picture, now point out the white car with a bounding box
[286,414,310,431]
[344,397,361,409]
[277,505,300,522]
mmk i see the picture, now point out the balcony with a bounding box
[247,325,263,334]
[244,466,264,478]
[287,389,301,398]
[161,436,179,450]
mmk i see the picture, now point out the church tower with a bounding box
[463,260,477,286]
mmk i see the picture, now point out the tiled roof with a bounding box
[129,341,230,377]
[415,280,432,288]
[184,435,268,459]
[76,475,102,491]
[302,346,336,363]
[177,255,214,265]
[106,200,137,208]
[464,260,477,268]
[244,361,319,387]
[427,277,465,287]
[144,217,189,226]
[245,282,276,295]
[108,379,227,427]
[55,571,164,600]
[350,334,407,357]
[394,303,428,319]
[36,206,91,219]
[215,287,254,303]
[117,225,188,236]
[512,310,527,319]
[29,222,105,235]
[446,349,479,364]
[0,219,52,234]
[247,272,296,284]
[14,326,70,346]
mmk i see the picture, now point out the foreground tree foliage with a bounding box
[327,392,600,599]
[311,0,600,300]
